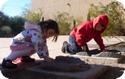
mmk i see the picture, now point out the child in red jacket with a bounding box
[62,14,109,55]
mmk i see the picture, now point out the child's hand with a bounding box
[100,48,106,52]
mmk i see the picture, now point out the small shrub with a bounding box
[55,12,73,35]
[0,26,12,37]
[23,9,43,23]
[88,1,125,36]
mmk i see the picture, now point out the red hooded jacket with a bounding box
[70,14,109,50]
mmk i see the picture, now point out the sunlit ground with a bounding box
[0,72,7,79]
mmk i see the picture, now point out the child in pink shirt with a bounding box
[2,19,59,69]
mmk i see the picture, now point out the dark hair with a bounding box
[38,19,59,42]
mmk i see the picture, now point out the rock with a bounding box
[106,42,125,52]
[92,49,121,57]
[38,56,90,72]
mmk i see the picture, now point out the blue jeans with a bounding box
[68,36,82,54]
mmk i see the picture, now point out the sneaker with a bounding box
[2,59,17,69]
[61,41,69,53]
[21,56,35,63]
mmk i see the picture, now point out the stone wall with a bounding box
[31,0,112,20]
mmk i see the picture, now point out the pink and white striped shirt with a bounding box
[10,21,48,58]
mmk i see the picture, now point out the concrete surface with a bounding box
[0,36,125,79]
[0,36,125,62]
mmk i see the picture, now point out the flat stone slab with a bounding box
[36,56,90,72]
[27,64,108,79]
[74,55,125,64]
[0,57,109,79]
[74,42,125,64]
[105,42,125,53]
